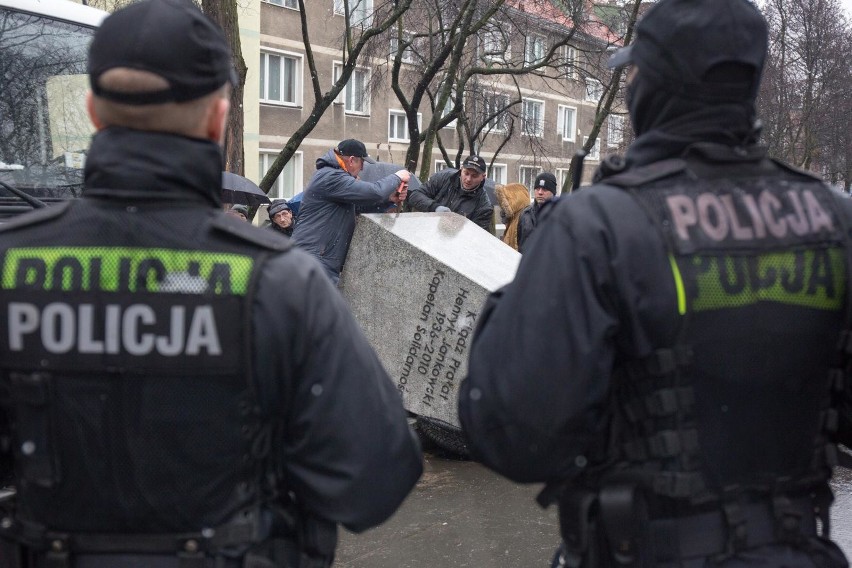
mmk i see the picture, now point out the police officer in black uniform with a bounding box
[0,1,422,566]
[459,0,852,566]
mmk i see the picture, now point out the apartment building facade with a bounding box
[255,0,627,201]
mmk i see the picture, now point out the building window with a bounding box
[585,79,603,103]
[583,136,601,161]
[487,163,507,185]
[388,110,422,142]
[333,0,373,25]
[481,23,510,62]
[524,33,547,66]
[333,63,370,115]
[608,115,625,147]
[264,0,297,7]
[519,166,540,191]
[434,161,450,174]
[556,168,570,192]
[440,93,457,129]
[557,104,577,142]
[259,151,303,199]
[522,98,544,137]
[390,30,415,64]
[563,45,578,79]
[260,51,301,106]
[483,92,510,133]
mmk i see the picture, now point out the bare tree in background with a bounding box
[258,0,413,193]
[203,0,247,175]
[380,0,635,185]
[758,0,851,189]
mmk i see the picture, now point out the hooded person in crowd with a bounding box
[291,139,409,285]
[0,1,422,566]
[460,0,852,566]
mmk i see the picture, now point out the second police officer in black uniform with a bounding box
[460,0,852,566]
[0,1,422,566]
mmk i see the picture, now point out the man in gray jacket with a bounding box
[292,139,410,284]
[407,155,494,234]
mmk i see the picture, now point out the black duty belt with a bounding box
[649,497,818,561]
[73,553,244,568]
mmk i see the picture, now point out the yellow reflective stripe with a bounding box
[669,254,687,316]
[1,247,254,295]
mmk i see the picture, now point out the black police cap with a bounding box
[89,0,236,105]
[608,0,767,98]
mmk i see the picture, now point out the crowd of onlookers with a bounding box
[223,137,560,283]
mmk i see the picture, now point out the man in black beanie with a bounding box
[516,171,557,254]
[460,0,852,566]
[0,1,421,566]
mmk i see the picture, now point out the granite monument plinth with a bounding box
[340,212,520,427]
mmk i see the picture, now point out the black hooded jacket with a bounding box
[0,128,422,539]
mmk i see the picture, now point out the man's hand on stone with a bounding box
[435,206,451,213]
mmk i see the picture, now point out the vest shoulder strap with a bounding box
[598,159,688,189]
[210,216,293,253]
[0,201,73,233]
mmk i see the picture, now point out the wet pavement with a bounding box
[337,452,852,567]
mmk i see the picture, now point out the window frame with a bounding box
[487,163,507,185]
[608,114,625,147]
[524,33,547,66]
[263,0,298,8]
[332,0,373,25]
[481,22,511,62]
[584,79,603,103]
[259,48,303,107]
[562,45,578,79]
[518,165,541,195]
[521,97,545,138]
[583,136,601,161]
[388,109,422,143]
[389,30,416,64]
[557,104,577,142]
[483,91,510,134]
[333,62,371,115]
[259,149,304,200]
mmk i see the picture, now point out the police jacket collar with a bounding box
[84,127,224,207]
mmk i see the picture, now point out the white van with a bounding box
[0,0,107,218]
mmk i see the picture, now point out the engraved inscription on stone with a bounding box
[340,213,519,426]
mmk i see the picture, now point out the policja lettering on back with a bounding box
[667,187,834,243]
[8,302,220,356]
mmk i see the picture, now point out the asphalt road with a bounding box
[336,453,852,567]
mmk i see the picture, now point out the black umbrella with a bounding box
[221,172,271,207]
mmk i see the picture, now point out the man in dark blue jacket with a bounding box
[292,140,409,284]
[517,172,557,254]
[460,0,852,566]
[0,2,422,566]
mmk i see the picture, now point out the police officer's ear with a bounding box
[86,91,106,131]
[206,95,230,145]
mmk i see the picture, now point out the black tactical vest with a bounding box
[601,154,848,511]
[0,197,291,548]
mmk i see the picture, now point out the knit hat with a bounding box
[230,204,248,216]
[268,200,291,217]
[533,172,557,194]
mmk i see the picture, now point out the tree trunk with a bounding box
[202,0,247,175]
